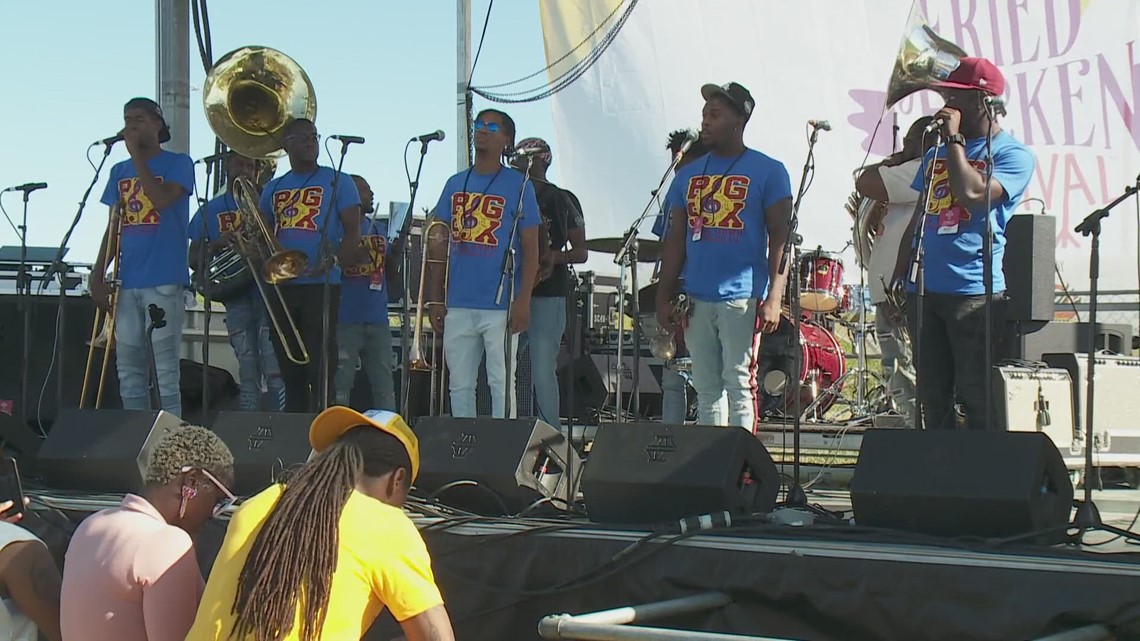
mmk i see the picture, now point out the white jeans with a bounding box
[683,298,761,430]
[443,308,519,418]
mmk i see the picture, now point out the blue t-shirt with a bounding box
[663,150,792,302]
[99,150,195,289]
[188,191,241,243]
[259,167,361,286]
[432,167,540,311]
[339,219,390,325]
[909,131,1036,295]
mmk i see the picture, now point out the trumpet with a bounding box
[407,217,452,416]
[648,293,690,362]
[80,203,123,409]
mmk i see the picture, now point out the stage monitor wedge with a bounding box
[210,411,316,496]
[582,423,780,525]
[413,416,581,516]
[850,429,1073,544]
[37,409,184,493]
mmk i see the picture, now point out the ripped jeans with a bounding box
[224,289,285,411]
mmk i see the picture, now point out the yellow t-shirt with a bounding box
[186,485,443,640]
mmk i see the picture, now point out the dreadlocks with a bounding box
[229,426,412,641]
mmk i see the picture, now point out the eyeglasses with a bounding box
[285,132,320,143]
[181,465,238,517]
[473,120,501,133]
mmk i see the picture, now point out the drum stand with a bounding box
[812,271,888,422]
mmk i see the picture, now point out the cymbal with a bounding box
[585,237,663,262]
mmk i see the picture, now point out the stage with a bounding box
[22,483,1140,641]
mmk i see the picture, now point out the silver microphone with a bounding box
[808,119,832,131]
[984,95,1007,117]
[924,118,945,134]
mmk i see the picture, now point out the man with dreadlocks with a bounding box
[186,407,453,641]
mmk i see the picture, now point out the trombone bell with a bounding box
[885,5,967,108]
[264,249,308,284]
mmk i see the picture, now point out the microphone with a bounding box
[329,134,365,145]
[984,95,1007,117]
[3,183,47,194]
[673,130,699,161]
[95,133,124,146]
[511,147,544,163]
[808,119,832,131]
[924,118,945,134]
[195,151,228,165]
[411,130,445,143]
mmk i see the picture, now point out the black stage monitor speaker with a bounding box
[414,416,581,515]
[1003,214,1056,322]
[37,409,184,493]
[850,429,1073,543]
[582,423,780,525]
[210,412,317,496]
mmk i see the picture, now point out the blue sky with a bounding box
[0,1,556,262]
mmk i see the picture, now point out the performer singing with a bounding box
[653,129,708,425]
[510,137,587,428]
[189,152,286,412]
[334,175,397,411]
[259,118,366,412]
[906,58,1035,431]
[853,116,935,426]
[92,98,194,417]
[428,109,541,418]
[655,83,793,431]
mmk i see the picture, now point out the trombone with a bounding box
[407,217,451,416]
[80,203,122,408]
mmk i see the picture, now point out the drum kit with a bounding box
[583,236,892,424]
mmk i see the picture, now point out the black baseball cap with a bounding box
[124,97,172,143]
[700,82,755,121]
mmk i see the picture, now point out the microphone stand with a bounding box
[909,132,943,430]
[197,159,217,419]
[613,148,688,421]
[4,189,35,433]
[780,124,823,509]
[145,303,167,410]
[981,106,999,432]
[496,158,533,420]
[397,140,432,417]
[45,142,115,417]
[316,142,354,412]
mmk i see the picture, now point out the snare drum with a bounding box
[839,284,872,321]
[798,250,844,313]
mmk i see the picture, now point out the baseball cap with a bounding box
[309,407,420,481]
[124,97,172,143]
[514,137,552,164]
[700,82,755,120]
[929,57,1005,96]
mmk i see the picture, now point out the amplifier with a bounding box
[1042,352,1140,463]
[992,365,1078,455]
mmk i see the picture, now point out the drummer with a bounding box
[651,129,708,425]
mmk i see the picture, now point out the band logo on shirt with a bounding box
[117,177,163,227]
[450,192,505,247]
[274,187,324,231]
[343,234,386,278]
[685,175,750,234]
[923,158,987,222]
[216,210,241,233]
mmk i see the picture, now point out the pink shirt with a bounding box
[60,494,204,641]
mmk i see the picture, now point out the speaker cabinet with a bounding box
[851,429,1073,543]
[37,409,184,492]
[210,412,317,496]
[558,353,661,420]
[1005,320,1132,362]
[414,417,582,515]
[581,423,780,525]
[1003,214,1056,322]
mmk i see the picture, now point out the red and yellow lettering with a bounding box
[218,211,239,232]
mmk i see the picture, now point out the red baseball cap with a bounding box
[930,57,1005,96]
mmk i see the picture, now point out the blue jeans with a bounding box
[443,308,518,418]
[660,366,688,424]
[114,284,184,417]
[521,296,566,428]
[683,298,761,430]
[335,323,396,411]
[224,289,285,411]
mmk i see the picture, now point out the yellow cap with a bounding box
[309,407,420,481]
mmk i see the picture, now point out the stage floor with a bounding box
[23,485,1140,641]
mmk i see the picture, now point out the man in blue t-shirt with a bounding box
[259,118,366,412]
[188,152,285,412]
[428,109,541,418]
[652,129,708,426]
[92,98,194,416]
[334,175,396,411]
[655,82,794,432]
[879,57,1035,431]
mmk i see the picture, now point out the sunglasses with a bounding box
[181,465,238,517]
[285,132,320,143]
[473,120,501,133]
